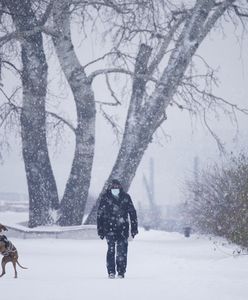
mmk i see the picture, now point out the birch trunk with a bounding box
[52,1,96,225]
[86,0,233,224]
[5,0,59,227]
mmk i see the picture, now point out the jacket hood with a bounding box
[107,179,123,191]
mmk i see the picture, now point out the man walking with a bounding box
[97,179,138,279]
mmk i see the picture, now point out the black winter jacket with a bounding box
[97,190,138,239]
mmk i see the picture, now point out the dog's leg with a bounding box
[0,258,6,277]
[0,257,9,277]
[12,260,17,278]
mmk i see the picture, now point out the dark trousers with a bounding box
[106,235,128,275]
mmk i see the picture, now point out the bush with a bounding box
[185,153,248,247]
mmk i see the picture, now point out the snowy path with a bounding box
[1,230,248,300]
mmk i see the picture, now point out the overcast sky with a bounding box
[0,16,248,209]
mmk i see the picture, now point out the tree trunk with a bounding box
[85,0,232,224]
[86,44,153,224]
[6,0,59,227]
[52,1,96,225]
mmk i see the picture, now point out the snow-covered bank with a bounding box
[0,211,98,239]
[1,230,248,300]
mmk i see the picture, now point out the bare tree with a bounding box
[1,0,248,227]
[51,0,96,225]
[49,0,156,225]
[86,0,248,223]
[1,0,59,227]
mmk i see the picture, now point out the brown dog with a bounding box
[0,224,27,278]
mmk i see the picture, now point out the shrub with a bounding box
[185,153,248,247]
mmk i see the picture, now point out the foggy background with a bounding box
[0,20,248,208]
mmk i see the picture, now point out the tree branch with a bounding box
[0,25,58,46]
[203,109,226,153]
[71,0,133,14]
[0,86,76,133]
[1,60,22,76]
[83,51,119,69]
[88,67,161,85]
[130,43,152,113]
[99,104,122,143]
[46,111,76,133]
[201,0,235,41]
[105,73,121,105]
[147,16,185,75]
[181,80,248,115]
[38,0,55,25]
[232,4,248,18]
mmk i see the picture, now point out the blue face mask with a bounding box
[111,188,120,197]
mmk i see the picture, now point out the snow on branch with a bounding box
[88,67,163,85]
[232,4,248,18]
[147,16,185,75]
[71,0,133,14]
[200,0,236,41]
[0,25,57,47]
[37,0,56,26]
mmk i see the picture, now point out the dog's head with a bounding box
[0,224,8,233]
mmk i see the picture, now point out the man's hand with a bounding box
[131,230,138,238]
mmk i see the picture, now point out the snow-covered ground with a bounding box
[1,228,248,300]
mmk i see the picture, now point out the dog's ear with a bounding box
[0,224,8,232]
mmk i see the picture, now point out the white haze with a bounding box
[0,19,248,209]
